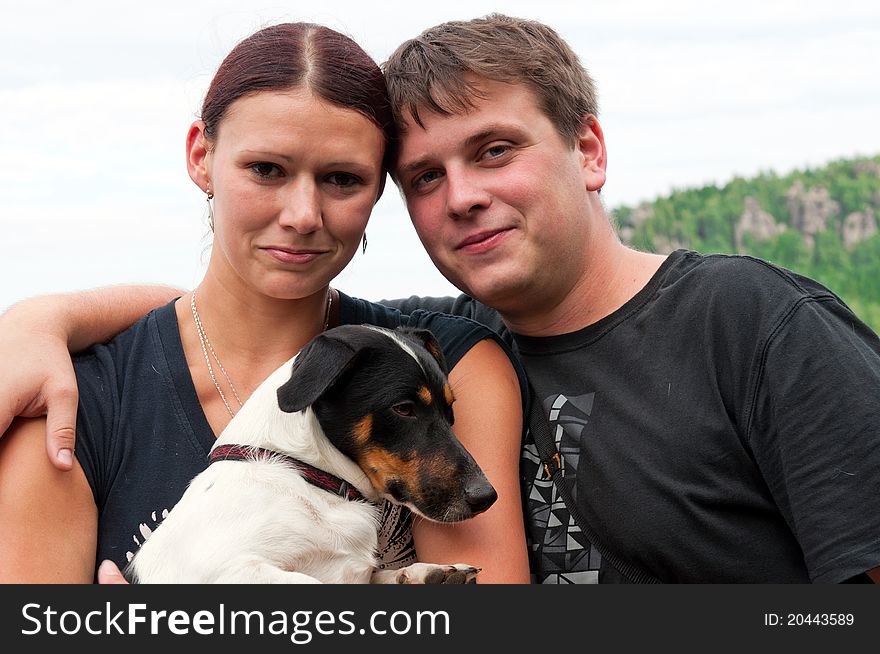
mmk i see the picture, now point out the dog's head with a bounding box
[276,325,497,523]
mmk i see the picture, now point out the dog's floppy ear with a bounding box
[277,333,359,413]
[398,327,448,374]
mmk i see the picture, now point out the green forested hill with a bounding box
[612,155,880,331]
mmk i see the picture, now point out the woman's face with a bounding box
[194,87,385,300]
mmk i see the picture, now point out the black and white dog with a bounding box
[125,324,497,583]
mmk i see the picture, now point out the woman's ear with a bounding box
[186,120,211,192]
[576,114,607,193]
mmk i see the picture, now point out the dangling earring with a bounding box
[361,232,368,254]
[206,182,214,232]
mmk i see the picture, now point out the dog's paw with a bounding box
[393,562,481,584]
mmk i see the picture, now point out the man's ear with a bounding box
[276,334,360,413]
[186,120,211,193]
[577,114,607,193]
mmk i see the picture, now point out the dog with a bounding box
[124,324,497,583]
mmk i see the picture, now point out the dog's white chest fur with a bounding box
[130,456,381,584]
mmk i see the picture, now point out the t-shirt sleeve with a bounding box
[342,294,487,369]
[379,295,462,315]
[378,295,509,340]
[73,346,122,509]
[746,296,880,582]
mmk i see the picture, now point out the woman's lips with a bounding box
[261,247,326,265]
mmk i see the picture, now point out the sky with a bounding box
[1,0,878,310]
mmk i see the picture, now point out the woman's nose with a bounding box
[278,179,323,234]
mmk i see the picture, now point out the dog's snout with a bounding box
[465,481,497,515]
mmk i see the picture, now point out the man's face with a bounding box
[395,79,605,315]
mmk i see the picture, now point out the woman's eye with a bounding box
[327,172,362,188]
[392,403,415,417]
[250,162,281,179]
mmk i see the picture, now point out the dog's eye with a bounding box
[392,402,416,417]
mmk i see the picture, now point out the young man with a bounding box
[2,14,880,583]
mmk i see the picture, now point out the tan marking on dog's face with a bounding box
[418,386,432,405]
[362,449,417,488]
[443,384,454,406]
[352,414,373,446]
[359,447,449,505]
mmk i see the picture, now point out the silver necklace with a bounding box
[190,288,333,417]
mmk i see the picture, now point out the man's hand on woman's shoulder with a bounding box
[0,299,80,470]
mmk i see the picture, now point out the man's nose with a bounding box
[445,168,491,219]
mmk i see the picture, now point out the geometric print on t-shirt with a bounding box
[520,393,602,583]
[374,501,417,571]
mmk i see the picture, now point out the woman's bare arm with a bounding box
[0,417,97,582]
[412,339,530,583]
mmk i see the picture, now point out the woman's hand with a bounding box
[98,560,130,584]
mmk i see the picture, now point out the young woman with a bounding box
[0,23,529,584]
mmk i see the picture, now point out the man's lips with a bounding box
[261,246,328,264]
[456,228,512,254]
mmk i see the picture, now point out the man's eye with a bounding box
[413,170,443,189]
[392,402,416,417]
[481,144,511,160]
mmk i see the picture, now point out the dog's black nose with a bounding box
[465,483,498,515]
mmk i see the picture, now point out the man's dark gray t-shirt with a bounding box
[388,249,880,583]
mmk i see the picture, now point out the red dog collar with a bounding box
[209,444,367,503]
